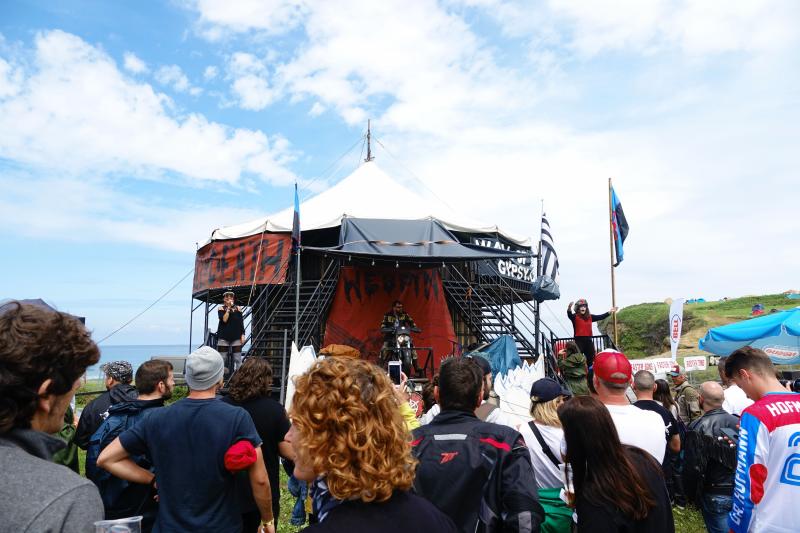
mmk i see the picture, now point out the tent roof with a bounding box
[208,161,531,247]
[306,217,531,261]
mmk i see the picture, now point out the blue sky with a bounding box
[1,0,798,346]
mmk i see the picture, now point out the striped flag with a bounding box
[540,213,559,282]
[292,183,301,253]
[610,187,629,266]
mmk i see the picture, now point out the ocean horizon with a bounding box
[87,344,197,380]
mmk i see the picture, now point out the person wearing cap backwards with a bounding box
[566,299,616,368]
[218,290,246,372]
[98,346,275,533]
[667,363,701,425]
[593,350,666,462]
[75,360,138,450]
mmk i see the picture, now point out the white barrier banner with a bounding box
[630,359,656,374]
[630,358,673,376]
[669,299,685,361]
[684,356,707,372]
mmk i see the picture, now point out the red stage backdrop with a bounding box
[323,266,456,373]
[193,233,290,294]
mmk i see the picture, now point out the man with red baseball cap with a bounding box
[593,349,666,462]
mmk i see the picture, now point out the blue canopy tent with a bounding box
[698,308,800,364]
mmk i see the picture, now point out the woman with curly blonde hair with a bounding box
[286,356,456,532]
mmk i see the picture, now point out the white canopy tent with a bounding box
[206,161,531,247]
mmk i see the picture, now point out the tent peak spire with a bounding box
[365,119,374,162]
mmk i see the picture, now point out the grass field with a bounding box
[598,293,798,358]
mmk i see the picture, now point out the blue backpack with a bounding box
[86,401,156,511]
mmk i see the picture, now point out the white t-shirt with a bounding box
[518,421,564,489]
[722,384,754,416]
[604,403,667,461]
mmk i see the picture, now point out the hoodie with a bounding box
[75,383,138,449]
[0,428,103,532]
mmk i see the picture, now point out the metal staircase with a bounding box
[442,261,562,378]
[240,256,340,393]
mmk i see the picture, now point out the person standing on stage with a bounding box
[567,299,616,367]
[218,290,246,372]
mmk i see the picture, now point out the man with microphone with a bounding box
[218,290,246,373]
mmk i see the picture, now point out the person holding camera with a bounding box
[218,290,246,372]
[682,381,739,533]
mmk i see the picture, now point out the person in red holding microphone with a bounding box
[567,299,616,368]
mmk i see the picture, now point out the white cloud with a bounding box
[155,64,191,92]
[0,170,262,252]
[308,101,325,116]
[187,0,308,37]
[0,30,298,185]
[226,52,276,110]
[469,0,800,58]
[231,74,274,110]
[203,65,218,80]
[123,51,148,74]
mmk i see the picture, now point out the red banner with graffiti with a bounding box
[192,233,290,294]
[323,266,456,374]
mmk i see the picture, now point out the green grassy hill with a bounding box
[597,293,797,359]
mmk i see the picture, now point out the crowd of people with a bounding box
[1,300,799,533]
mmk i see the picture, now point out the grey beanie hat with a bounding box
[185,346,224,390]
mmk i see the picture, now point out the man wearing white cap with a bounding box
[98,346,275,532]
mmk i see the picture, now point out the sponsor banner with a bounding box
[193,233,290,294]
[669,298,685,361]
[683,356,708,372]
[630,359,656,374]
[323,266,456,375]
[469,236,535,283]
[630,358,674,376]
[762,345,800,362]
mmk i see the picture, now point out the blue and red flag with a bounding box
[611,186,629,266]
[292,183,301,253]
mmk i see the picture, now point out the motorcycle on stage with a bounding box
[381,323,422,377]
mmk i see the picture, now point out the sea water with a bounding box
[86,344,196,380]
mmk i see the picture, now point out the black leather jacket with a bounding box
[683,408,739,499]
[411,411,544,533]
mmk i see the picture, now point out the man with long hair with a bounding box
[724,347,800,533]
[0,302,103,532]
[411,357,544,532]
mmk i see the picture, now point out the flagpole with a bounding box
[534,199,543,356]
[608,178,618,346]
[294,184,301,346]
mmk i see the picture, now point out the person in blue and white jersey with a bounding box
[725,347,800,533]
